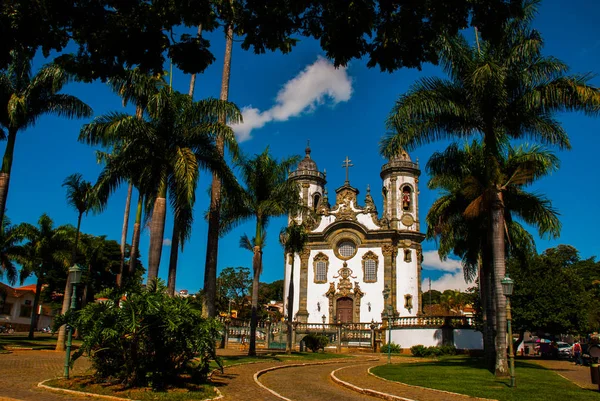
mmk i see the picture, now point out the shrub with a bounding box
[303,333,329,352]
[410,344,458,357]
[380,343,402,354]
[70,280,222,389]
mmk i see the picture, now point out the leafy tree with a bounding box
[216,266,251,315]
[509,246,593,347]
[381,1,600,375]
[2,0,527,80]
[56,173,99,351]
[70,280,222,389]
[0,217,27,285]
[19,214,73,339]
[0,53,92,227]
[220,148,301,356]
[280,222,308,354]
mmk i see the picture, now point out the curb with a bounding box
[38,378,224,401]
[253,357,378,400]
[366,366,497,401]
[330,365,416,401]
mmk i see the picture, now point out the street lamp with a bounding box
[64,264,82,379]
[382,285,392,364]
[501,274,516,388]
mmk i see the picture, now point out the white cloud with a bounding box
[232,56,353,141]
[422,250,462,272]
[421,250,475,292]
[163,238,172,247]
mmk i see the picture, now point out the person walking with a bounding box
[573,341,583,365]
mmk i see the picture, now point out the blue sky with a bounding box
[4,0,599,294]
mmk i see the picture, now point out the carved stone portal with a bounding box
[325,262,365,323]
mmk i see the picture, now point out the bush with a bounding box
[303,333,329,352]
[410,344,457,357]
[70,280,222,389]
[380,343,402,354]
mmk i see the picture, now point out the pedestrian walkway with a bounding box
[534,359,597,390]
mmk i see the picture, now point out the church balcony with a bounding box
[288,169,326,182]
[380,159,420,178]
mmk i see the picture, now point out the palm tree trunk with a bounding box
[0,129,17,227]
[492,191,509,377]
[147,183,167,284]
[117,181,133,287]
[167,221,180,296]
[249,245,261,356]
[56,212,83,351]
[203,23,234,318]
[480,249,496,372]
[129,192,143,276]
[286,253,295,354]
[27,276,43,339]
[188,25,203,99]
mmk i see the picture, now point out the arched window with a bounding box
[313,192,321,213]
[402,186,412,211]
[404,249,412,263]
[404,294,413,312]
[362,251,379,283]
[313,253,329,283]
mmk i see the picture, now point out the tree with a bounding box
[0,53,92,227]
[509,246,593,348]
[81,88,241,285]
[220,148,301,356]
[425,141,560,369]
[0,218,26,285]
[216,266,251,315]
[280,222,308,354]
[19,214,73,339]
[2,1,527,80]
[381,1,600,375]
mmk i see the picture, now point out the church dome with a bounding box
[297,145,318,171]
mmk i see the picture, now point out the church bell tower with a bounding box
[288,143,327,224]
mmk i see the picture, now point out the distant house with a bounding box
[0,283,55,331]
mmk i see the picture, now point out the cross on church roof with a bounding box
[342,156,353,185]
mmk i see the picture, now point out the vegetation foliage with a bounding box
[410,344,457,357]
[69,280,221,389]
[303,333,329,353]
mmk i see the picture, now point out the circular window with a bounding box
[337,240,357,260]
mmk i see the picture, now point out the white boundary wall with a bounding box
[387,328,483,350]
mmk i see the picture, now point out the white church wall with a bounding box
[313,215,336,232]
[388,328,483,350]
[356,213,379,230]
[305,249,336,323]
[283,253,302,320]
[354,247,385,323]
[395,253,419,316]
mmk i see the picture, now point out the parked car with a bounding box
[556,342,572,359]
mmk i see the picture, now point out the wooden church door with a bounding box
[336,297,353,323]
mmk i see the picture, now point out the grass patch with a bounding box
[0,333,81,350]
[372,356,600,401]
[45,376,214,401]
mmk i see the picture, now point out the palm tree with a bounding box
[105,70,165,287]
[279,222,308,354]
[0,217,26,285]
[19,214,73,339]
[220,148,301,356]
[81,88,241,285]
[204,18,236,318]
[425,140,561,371]
[56,173,99,351]
[0,52,92,226]
[381,1,599,375]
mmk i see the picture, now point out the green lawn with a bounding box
[0,333,81,350]
[372,356,600,401]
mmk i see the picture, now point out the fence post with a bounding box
[337,323,342,353]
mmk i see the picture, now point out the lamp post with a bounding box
[501,275,516,388]
[382,285,392,364]
[64,264,82,379]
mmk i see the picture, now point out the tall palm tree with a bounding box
[56,173,99,351]
[220,148,301,356]
[0,52,92,226]
[0,217,26,285]
[105,70,165,286]
[426,140,561,371]
[81,88,241,285]
[20,214,73,339]
[204,19,236,318]
[279,222,308,354]
[381,0,599,375]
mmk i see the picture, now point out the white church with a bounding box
[283,145,425,324]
